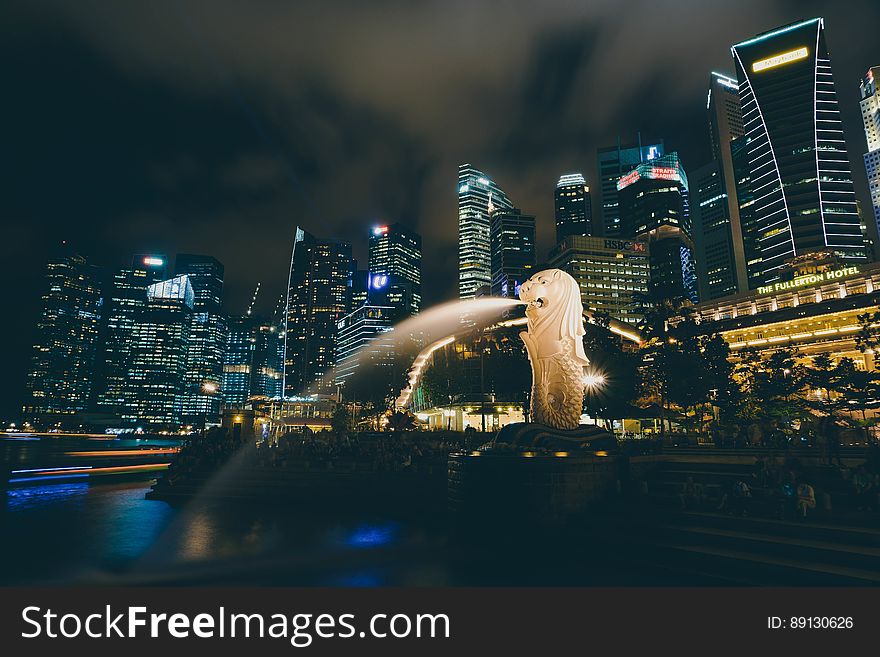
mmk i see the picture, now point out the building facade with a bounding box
[93,254,168,418]
[554,173,593,241]
[458,164,514,299]
[731,18,867,285]
[688,261,880,372]
[335,303,396,387]
[125,275,195,427]
[693,72,748,299]
[284,227,352,396]
[368,223,422,316]
[174,254,226,425]
[548,235,649,325]
[861,67,880,243]
[23,250,103,422]
[223,315,284,407]
[597,136,664,237]
[617,152,698,302]
[490,208,536,298]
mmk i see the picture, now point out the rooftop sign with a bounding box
[756,265,860,295]
[752,47,809,73]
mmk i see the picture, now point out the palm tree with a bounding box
[386,410,417,432]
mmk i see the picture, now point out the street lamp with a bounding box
[201,381,219,435]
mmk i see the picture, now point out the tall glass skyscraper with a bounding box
[174,254,226,425]
[693,72,749,300]
[223,315,283,406]
[732,18,866,283]
[283,227,352,396]
[93,254,167,418]
[554,173,593,241]
[126,275,194,427]
[861,67,880,240]
[458,164,513,299]
[597,136,664,236]
[617,152,698,302]
[490,208,536,298]
[23,249,102,423]
[367,223,422,316]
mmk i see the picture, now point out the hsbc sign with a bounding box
[604,240,647,253]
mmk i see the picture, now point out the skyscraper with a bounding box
[554,173,593,241]
[731,18,867,284]
[23,249,102,423]
[693,72,749,300]
[368,223,422,316]
[617,152,698,302]
[861,67,880,240]
[222,315,283,406]
[458,164,514,299]
[126,275,194,427]
[283,227,352,396]
[335,303,396,388]
[93,254,168,418]
[490,208,536,298]
[549,236,649,325]
[597,136,664,236]
[174,254,226,425]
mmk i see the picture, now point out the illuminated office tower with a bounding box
[617,152,698,302]
[693,72,749,300]
[554,173,593,241]
[126,275,194,427]
[22,249,102,423]
[549,236,649,325]
[458,164,514,299]
[731,136,763,289]
[597,136,664,236]
[283,227,352,396]
[731,18,866,284]
[223,315,283,407]
[93,254,167,417]
[368,223,422,316]
[861,67,880,239]
[490,208,536,298]
[335,303,396,387]
[350,269,370,311]
[174,254,226,425]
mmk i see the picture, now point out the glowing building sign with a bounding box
[756,266,860,295]
[372,225,389,236]
[616,166,681,191]
[752,47,809,73]
[143,257,164,266]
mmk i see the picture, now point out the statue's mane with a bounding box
[527,270,589,366]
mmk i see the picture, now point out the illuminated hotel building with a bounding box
[597,136,664,236]
[689,261,880,371]
[554,173,593,241]
[490,208,536,298]
[731,18,867,286]
[126,275,195,427]
[458,164,514,299]
[549,235,649,325]
[693,72,748,300]
[617,152,699,302]
[368,223,422,316]
[861,67,880,239]
[174,254,226,425]
[283,227,352,396]
[93,254,168,418]
[23,249,102,422]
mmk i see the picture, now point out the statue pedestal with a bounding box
[491,422,618,453]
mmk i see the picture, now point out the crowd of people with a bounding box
[255,429,468,472]
[161,427,246,487]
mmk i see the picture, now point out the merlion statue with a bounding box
[518,269,589,430]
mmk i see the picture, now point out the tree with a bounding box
[386,410,417,432]
[331,404,351,435]
[855,311,880,356]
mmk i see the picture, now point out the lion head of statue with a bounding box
[519,268,589,366]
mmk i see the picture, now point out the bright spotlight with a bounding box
[583,372,606,390]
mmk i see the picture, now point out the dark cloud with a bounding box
[2,0,879,416]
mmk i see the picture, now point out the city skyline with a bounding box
[4,3,880,417]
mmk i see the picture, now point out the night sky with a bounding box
[2,0,879,418]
